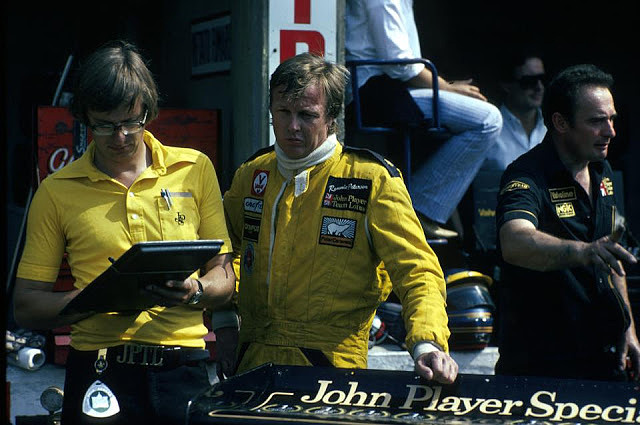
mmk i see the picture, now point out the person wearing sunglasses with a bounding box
[481,49,548,172]
[12,40,235,424]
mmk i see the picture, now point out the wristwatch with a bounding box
[186,279,204,305]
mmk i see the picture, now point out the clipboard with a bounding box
[60,239,224,315]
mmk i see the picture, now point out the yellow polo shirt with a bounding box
[17,131,231,350]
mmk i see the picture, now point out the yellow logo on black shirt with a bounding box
[477,208,495,217]
[555,202,576,218]
[549,187,577,202]
[500,180,530,195]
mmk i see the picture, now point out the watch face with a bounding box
[189,291,202,304]
[188,280,204,305]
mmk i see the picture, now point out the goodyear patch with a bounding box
[548,187,577,203]
[555,202,576,218]
[244,197,263,214]
[500,180,530,195]
[243,243,255,275]
[319,216,356,249]
[251,169,269,197]
[243,216,261,242]
[600,177,614,197]
[322,177,371,214]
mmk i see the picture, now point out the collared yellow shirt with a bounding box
[17,131,231,349]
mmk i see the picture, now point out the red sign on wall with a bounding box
[36,106,220,183]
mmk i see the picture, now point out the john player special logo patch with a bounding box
[319,217,356,248]
[322,177,371,214]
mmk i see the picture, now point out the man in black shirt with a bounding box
[494,64,639,380]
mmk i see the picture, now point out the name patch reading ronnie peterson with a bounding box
[500,180,530,195]
[322,177,371,214]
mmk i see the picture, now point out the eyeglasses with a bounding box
[516,74,546,90]
[90,110,148,136]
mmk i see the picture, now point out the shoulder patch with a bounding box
[500,180,530,195]
[244,145,275,164]
[343,146,401,177]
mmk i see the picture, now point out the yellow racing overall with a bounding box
[223,143,449,372]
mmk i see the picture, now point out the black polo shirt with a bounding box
[494,135,630,379]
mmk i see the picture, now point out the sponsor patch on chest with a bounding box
[322,177,371,214]
[244,197,263,214]
[319,216,357,248]
[555,202,576,218]
[251,170,269,197]
[600,177,614,196]
[548,187,577,202]
[243,243,255,275]
[243,216,261,242]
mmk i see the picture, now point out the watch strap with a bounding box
[186,279,204,305]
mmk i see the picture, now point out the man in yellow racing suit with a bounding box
[215,52,456,383]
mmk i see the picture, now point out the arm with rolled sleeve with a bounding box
[496,171,590,271]
[367,170,457,383]
[13,182,91,329]
[498,172,636,275]
[186,154,236,309]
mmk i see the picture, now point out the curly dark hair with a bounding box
[542,64,614,128]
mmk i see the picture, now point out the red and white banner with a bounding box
[267,0,339,145]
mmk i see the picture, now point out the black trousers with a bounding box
[61,346,211,425]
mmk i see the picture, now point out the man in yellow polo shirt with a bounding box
[13,40,235,424]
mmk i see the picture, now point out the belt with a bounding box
[237,342,334,369]
[74,343,210,369]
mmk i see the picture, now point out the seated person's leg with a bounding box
[408,89,502,239]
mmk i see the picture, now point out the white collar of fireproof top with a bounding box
[275,133,337,180]
[275,133,337,197]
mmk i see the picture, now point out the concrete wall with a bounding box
[157,0,236,190]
